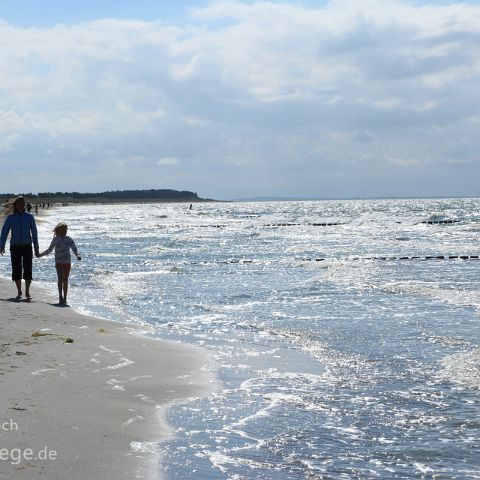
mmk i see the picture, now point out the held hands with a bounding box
[35,250,41,258]
[77,254,82,261]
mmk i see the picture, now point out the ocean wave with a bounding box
[439,347,480,389]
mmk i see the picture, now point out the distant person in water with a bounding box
[26,201,32,213]
[39,222,81,305]
[0,196,40,300]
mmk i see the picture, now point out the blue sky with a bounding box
[1,0,476,26]
[0,0,479,199]
[0,0,209,26]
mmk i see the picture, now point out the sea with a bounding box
[2,198,480,479]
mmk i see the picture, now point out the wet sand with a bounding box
[0,278,215,479]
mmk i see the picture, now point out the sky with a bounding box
[0,0,479,200]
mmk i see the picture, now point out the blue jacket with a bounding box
[0,211,39,250]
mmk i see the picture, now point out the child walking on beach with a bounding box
[39,222,81,305]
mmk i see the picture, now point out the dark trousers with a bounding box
[10,245,33,281]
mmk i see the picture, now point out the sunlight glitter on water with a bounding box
[2,198,480,479]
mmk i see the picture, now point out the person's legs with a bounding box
[10,246,22,298]
[55,263,71,304]
[25,280,32,299]
[55,264,64,303]
[62,264,71,304]
[22,246,33,299]
[14,280,22,298]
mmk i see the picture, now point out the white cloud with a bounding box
[0,0,479,198]
[156,157,180,166]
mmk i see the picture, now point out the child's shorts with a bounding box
[55,263,71,277]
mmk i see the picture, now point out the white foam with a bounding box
[31,368,56,375]
[123,415,145,427]
[439,347,480,389]
[104,357,135,370]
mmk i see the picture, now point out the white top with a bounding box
[40,236,79,264]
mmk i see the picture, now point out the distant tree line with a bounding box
[37,189,201,200]
[1,189,203,201]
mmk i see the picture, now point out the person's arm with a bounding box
[38,238,56,257]
[0,216,12,254]
[69,238,81,260]
[30,215,40,254]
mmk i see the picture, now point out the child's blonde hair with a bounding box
[53,222,68,236]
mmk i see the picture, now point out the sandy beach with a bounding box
[0,278,215,479]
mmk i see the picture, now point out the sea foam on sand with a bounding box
[0,278,216,480]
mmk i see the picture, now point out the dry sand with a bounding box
[0,278,215,479]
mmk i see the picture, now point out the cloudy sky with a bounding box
[0,0,479,200]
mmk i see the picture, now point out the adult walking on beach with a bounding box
[0,196,40,300]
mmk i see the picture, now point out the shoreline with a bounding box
[0,277,216,479]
